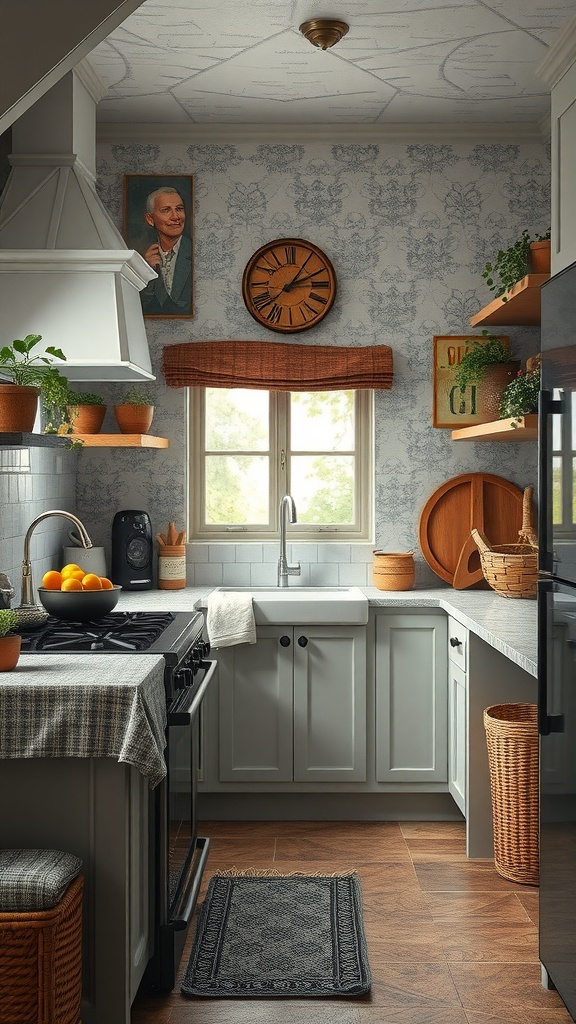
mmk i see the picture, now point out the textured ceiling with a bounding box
[87,0,573,131]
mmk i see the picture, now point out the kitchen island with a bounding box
[0,653,166,1024]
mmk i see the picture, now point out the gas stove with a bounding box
[20,610,209,703]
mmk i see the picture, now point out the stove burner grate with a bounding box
[21,611,175,653]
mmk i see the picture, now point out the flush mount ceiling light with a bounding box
[299,19,349,50]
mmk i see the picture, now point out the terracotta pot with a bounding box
[529,240,551,275]
[0,383,40,432]
[0,634,21,671]
[67,404,106,434]
[476,361,521,422]
[114,404,154,434]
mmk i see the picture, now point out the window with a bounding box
[190,388,373,541]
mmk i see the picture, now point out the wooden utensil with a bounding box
[175,531,185,545]
[167,521,176,545]
[156,533,166,546]
[419,473,525,587]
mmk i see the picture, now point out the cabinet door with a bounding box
[375,613,448,783]
[218,627,293,782]
[448,660,467,815]
[550,61,576,274]
[293,626,366,782]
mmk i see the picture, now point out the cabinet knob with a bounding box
[297,635,308,647]
[279,635,291,647]
[450,637,462,648]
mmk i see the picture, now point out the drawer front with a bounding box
[448,616,468,672]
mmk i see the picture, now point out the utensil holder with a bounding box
[158,545,186,590]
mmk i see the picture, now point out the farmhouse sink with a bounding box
[211,586,369,625]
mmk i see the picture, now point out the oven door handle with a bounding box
[168,658,217,725]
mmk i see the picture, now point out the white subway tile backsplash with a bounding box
[338,562,369,586]
[235,543,263,563]
[308,563,339,586]
[351,544,374,563]
[194,563,224,586]
[209,543,236,563]
[319,544,351,564]
[249,563,277,586]
[189,544,209,563]
[222,562,251,586]
[292,543,318,563]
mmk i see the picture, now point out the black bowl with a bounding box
[37,586,121,621]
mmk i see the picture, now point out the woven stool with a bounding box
[0,849,83,1024]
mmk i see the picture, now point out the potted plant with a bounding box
[0,609,21,672]
[0,334,67,433]
[114,385,154,434]
[454,332,520,422]
[482,228,551,301]
[499,365,540,427]
[66,391,107,434]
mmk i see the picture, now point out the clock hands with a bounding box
[282,268,322,292]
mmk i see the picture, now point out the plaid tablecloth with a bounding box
[0,654,167,787]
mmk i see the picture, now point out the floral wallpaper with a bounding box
[74,139,548,586]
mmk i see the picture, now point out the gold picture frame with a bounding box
[432,334,509,428]
[122,174,194,319]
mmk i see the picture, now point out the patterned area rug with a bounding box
[181,871,371,999]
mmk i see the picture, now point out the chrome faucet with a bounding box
[19,510,93,608]
[277,495,301,588]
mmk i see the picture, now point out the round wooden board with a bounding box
[418,473,525,586]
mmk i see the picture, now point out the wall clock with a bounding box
[242,238,337,333]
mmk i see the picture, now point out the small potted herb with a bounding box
[114,385,154,434]
[499,366,540,427]
[0,608,21,672]
[482,228,551,301]
[66,391,107,434]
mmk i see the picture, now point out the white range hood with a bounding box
[0,66,155,381]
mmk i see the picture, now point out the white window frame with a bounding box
[189,387,373,542]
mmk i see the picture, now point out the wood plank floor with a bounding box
[131,820,573,1024]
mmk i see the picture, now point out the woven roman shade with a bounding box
[162,340,393,391]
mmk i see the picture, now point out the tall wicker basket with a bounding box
[483,703,539,886]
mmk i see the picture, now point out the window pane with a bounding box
[205,388,269,451]
[290,391,354,452]
[291,455,354,523]
[206,455,269,524]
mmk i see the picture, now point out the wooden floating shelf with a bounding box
[451,415,538,442]
[469,274,549,326]
[70,433,169,448]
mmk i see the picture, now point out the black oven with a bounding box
[20,609,216,991]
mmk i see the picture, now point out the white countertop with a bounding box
[115,584,537,678]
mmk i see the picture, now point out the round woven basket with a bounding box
[483,703,539,886]
[471,486,538,599]
[372,551,414,591]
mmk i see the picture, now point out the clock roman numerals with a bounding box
[242,238,336,333]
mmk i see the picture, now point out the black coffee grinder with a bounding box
[111,510,153,589]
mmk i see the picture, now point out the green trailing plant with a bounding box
[499,367,540,427]
[0,608,19,638]
[482,228,551,301]
[120,385,153,406]
[453,332,515,390]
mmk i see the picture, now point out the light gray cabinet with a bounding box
[546,55,576,274]
[375,612,448,784]
[447,616,468,815]
[215,624,367,785]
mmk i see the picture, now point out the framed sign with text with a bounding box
[432,334,509,428]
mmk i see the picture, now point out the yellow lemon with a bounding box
[61,563,83,579]
[61,577,83,591]
[82,574,103,591]
[42,570,63,590]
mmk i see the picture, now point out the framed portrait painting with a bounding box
[433,334,509,428]
[123,174,194,318]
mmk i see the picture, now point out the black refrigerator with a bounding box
[539,258,576,1017]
